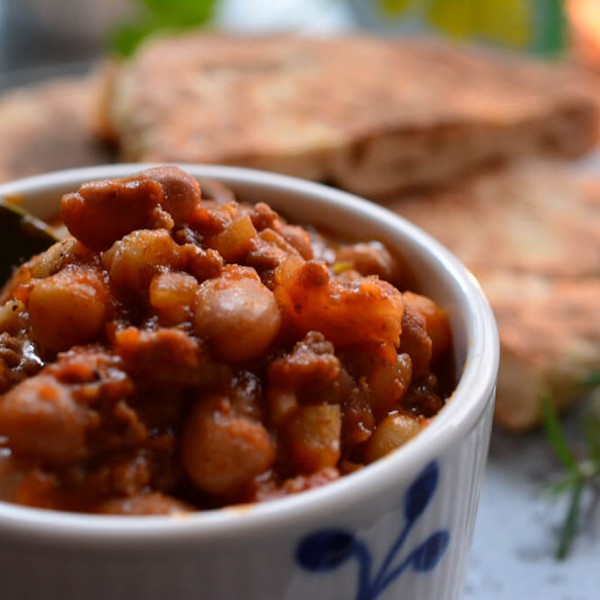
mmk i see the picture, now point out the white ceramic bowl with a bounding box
[0,165,499,600]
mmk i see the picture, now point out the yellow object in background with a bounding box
[349,0,566,56]
[428,0,530,47]
[380,0,412,15]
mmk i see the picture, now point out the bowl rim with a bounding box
[0,163,499,546]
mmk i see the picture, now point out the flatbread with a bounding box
[0,74,114,184]
[388,160,600,431]
[103,33,600,197]
[478,270,600,430]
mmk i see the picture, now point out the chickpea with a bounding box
[181,395,275,497]
[336,242,397,280]
[144,166,202,226]
[194,266,281,362]
[0,374,90,465]
[28,267,110,354]
[149,271,199,325]
[363,413,422,464]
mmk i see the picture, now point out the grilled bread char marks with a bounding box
[105,34,599,197]
[480,270,600,431]
[0,74,114,183]
[389,160,600,431]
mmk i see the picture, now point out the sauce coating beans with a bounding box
[0,167,453,515]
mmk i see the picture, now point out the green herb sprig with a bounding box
[542,380,600,560]
[110,0,219,58]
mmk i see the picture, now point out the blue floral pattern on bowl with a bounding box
[296,461,449,600]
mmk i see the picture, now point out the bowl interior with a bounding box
[0,164,499,541]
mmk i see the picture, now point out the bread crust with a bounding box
[389,160,600,431]
[104,34,600,196]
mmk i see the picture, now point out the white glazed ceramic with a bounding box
[0,165,499,600]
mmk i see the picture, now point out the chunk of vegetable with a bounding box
[274,257,404,349]
[102,229,182,293]
[28,267,110,354]
[149,271,199,325]
[283,404,342,474]
[363,413,422,463]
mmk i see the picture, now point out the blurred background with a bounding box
[1,0,599,86]
[0,0,350,84]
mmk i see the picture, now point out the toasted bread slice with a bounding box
[392,160,600,277]
[102,34,599,197]
[478,270,600,431]
[388,160,600,431]
[0,74,114,183]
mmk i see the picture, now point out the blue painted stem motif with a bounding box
[295,461,449,600]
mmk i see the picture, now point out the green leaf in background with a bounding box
[379,0,413,18]
[539,0,566,56]
[110,0,218,57]
[110,21,162,58]
[557,481,585,560]
[584,395,600,462]
[584,372,600,386]
[542,395,578,472]
[143,0,217,24]
[541,377,600,560]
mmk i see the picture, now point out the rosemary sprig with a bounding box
[541,380,600,560]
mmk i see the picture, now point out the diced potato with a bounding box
[149,271,199,325]
[28,267,110,354]
[102,229,182,293]
[267,386,298,426]
[363,413,422,463]
[367,352,413,417]
[284,404,342,474]
[208,214,257,262]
